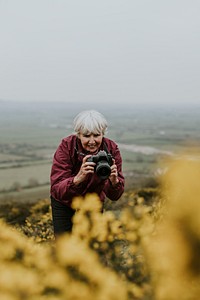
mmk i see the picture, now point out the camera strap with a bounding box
[103,139,109,154]
[102,139,113,158]
[74,138,87,157]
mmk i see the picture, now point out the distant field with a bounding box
[0,185,50,203]
[0,153,31,162]
[120,149,158,173]
[0,162,51,190]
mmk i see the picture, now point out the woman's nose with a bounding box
[89,135,95,143]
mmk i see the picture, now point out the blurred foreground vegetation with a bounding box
[0,157,200,299]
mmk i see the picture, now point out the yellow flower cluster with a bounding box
[72,193,151,287]
[0,194,150,300]
[16,199,54,243]
[0,216,144,300]
[144,157,200,300]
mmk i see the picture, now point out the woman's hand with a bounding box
[73,155,95,185]
[109,159,119,187]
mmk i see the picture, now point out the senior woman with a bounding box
[50,110,124,236]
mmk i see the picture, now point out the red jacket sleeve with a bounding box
[50,140,85,204]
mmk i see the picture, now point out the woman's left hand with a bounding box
[109,159,119,186]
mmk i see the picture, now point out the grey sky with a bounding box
[0,0,200,105]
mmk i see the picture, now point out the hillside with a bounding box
[0,102,200,299]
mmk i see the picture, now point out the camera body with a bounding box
[87,150,113,180]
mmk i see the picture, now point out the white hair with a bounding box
[73,110,108,135]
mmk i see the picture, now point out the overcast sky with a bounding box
[0,0,200,106]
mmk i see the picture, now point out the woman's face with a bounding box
[79,132,103,153]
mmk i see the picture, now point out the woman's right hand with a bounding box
[73,155,96,185]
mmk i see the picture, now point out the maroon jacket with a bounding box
[50,134,124,206]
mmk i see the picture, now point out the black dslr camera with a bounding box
[87,150,113,180]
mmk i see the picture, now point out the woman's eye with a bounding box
[83,133,100,138]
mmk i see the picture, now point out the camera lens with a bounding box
[96,162,111,180]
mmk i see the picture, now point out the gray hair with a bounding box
[73,110,108,135]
